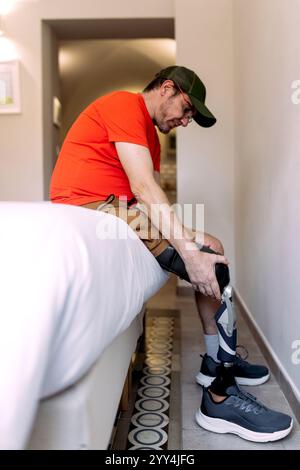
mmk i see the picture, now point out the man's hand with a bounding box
[184,250,229,300]
[115,142,228,300]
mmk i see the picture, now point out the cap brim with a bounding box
[189,95,217,128]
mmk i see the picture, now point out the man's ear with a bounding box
[160,79,174,96]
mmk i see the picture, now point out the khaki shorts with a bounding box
[81,195,170,257]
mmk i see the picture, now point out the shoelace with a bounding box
[200,346,249,363]
[235,344,249,361]
[233,387,267,413]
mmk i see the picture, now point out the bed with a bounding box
[0,202,168,450]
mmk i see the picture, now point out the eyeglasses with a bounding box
[176,84,194,124]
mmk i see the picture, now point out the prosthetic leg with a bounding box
[209,284,238,395]
[163,246,295,441]
[156,244,237,393]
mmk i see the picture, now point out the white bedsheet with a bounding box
[0,202,168,449]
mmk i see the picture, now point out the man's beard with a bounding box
[155,120,171,134]
[153,114,172,134]
[154,97,177,134]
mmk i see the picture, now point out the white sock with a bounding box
[204,334,220,362]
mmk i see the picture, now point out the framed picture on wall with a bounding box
[0,60,21,114]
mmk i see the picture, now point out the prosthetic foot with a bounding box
[197,296,293,442]
[188,251,294,441]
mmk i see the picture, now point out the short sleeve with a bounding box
[95,92,149,148]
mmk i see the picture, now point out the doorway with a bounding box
[42,18,176,202]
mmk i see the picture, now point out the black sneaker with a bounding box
[196,353,270,387]
[195,383,293,442]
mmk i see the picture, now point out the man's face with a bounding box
[154,82,195,134]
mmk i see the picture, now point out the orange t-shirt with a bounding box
[50,91,161,205]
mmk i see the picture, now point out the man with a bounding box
[50,66,292,442]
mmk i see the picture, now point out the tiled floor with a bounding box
[147,274,300,450]
[127,311,176,450]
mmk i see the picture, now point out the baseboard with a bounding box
[235,290,300,424]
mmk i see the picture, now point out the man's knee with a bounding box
[194,231,225,256]
[215,239,224,256]
[206,234,224,256]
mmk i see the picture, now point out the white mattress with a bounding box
[0,202,168,449]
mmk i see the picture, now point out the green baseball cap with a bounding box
[155,65,217,128]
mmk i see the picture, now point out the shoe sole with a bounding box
[195,409,293,442]
[195,371,270,387]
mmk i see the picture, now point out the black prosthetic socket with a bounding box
[209,364,236,396]
[156,244,230,294]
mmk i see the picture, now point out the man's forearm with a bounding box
[132,179,198,260]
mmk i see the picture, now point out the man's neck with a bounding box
[141,91,157,120]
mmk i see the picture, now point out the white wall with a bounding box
[175,0,235,280]
[0,1,43,200]
[234,0,300,396]
[0,0,174,201]
[42,22,61,200]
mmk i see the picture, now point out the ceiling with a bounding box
[46,17,174,40]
